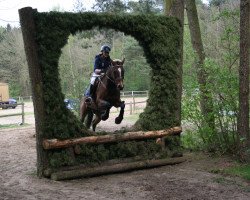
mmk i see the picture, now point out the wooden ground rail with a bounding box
[50,156,186,181]
[43,126,182,150]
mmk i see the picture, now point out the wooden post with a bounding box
[130,101,132,115]
[133,96,135,112]
[21,103,25,124]
[19,7,48,177]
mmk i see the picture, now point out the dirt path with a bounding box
[1,125,250,200]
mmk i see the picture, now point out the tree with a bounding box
[93,0,127,12]
[164,0,185,124]
[0,27,30,96]
[128,0,161,13]
[186,0,215,132]
[73,0,86,12]
[237,0,249,161]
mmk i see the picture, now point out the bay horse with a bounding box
[80,58,125,131]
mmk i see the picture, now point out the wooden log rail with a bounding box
[43,126,182,150]
[50,156,186,181]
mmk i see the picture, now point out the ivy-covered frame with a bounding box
[19,7,181,176]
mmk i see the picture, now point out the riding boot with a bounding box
[85,84,94,104]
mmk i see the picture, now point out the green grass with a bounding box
[0,123,29,129]
[224,165,250,181]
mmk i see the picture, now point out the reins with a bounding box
[97,63,123,90]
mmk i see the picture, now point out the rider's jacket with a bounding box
[94,54,111,72]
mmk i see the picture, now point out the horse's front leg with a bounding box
[101,106,111,121]
[115,101,125,124]
[96,99,111,121]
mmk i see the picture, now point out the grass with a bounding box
[210,162,250,181]
[0,123,30,129]
[224,165,250,181]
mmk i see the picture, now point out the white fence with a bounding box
[121,90,148,97]
[15,91,149,101]
[0,103,25,125]
[13,91,149,115]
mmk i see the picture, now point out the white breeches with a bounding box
[90,73,100,85]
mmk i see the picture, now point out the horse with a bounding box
[80,58,125,131]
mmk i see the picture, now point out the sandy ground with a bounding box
[1,103,250,199]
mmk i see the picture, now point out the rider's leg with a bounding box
[85,84,94,103]
[85,74,97,103]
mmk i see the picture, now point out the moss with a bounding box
[31,11,181,167]
[48,139,169,168]
[33,11,181,138]
[49,149,75,168]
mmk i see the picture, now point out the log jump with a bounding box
[50,157,186,181]
[43,126,182,150]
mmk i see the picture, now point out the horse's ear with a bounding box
[111,59,115,66]
[122,57,125,65]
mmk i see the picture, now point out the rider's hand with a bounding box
[95,69,102,74]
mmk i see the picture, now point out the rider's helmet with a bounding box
[100,45,111,53]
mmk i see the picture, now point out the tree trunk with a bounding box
[164,0,175,15]
[165,0,184,125]
[237,0,250,161]
[19,7,48,177]
[186,0,215,132]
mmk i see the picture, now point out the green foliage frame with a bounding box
[32,11,181,139]
[19,8,182,174]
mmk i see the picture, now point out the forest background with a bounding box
[0,0,247,156]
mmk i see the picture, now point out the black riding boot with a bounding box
[85,84,94,104]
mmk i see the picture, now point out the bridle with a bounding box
[98,61,124,90]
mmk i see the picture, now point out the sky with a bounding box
[0,0,96,27]
[0,0,209,28]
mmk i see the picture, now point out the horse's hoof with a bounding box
[115,117,123,124]
[101,115,109,121]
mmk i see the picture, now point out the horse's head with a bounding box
[108,58,125,90]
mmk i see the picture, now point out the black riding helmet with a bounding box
[100,45,111,53]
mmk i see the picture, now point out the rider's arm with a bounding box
[94,55,103,74]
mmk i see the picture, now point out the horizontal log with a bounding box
[43,126,182,150]
[50,156,186,181]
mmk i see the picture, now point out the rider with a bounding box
[85,44,112,103]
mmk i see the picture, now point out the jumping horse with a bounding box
[80,58,125,131]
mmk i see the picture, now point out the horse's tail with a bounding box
[85,110,93,129]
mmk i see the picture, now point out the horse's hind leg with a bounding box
[86,111,93,129]
[92,115,101,132]
[115,101,125,124]
[80,98,87,123]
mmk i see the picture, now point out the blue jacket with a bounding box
[94,54,111,72]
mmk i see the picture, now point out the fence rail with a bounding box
[0,103,25,124]
[14,91,149,102]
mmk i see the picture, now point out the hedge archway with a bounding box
[19,7,182,177]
